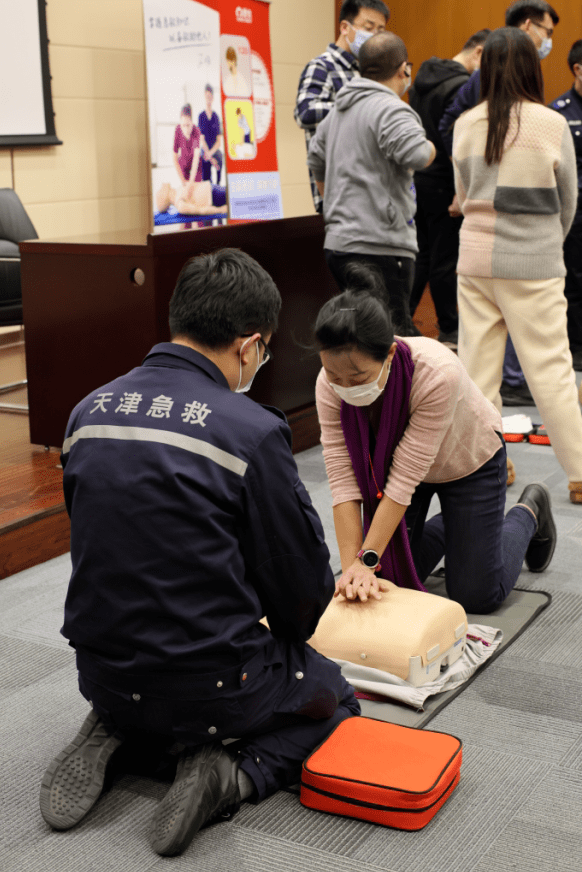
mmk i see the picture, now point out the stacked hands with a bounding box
[335,560,390,602]
[202,149,220,170]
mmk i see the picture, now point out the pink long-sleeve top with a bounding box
[316,336,503,508]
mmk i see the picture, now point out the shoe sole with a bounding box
[39,709,124,830]
[525,483,557,573]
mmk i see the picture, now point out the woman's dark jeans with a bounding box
[405,443,536,613]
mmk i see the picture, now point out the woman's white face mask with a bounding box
[329,359,391,406]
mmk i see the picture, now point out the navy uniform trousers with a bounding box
[78,640,358,801]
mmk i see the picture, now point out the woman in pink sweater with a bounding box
[453,27,582,503]
[314,265,555,613]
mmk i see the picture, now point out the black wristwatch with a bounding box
[357,548,380,570]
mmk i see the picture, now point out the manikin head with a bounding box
[156,183,177,213]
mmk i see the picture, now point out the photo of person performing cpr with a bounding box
[314,264,557,614]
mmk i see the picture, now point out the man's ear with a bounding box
[338,19,352,38]
[236,333,260,365]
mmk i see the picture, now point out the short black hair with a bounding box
[180,104,192,118]
[462,29,492,52]
[314,263,394,362]
[204,83,213,94]
[359,32,407,82]
[339,0,390,25]
[169,249,281,349]
[505,1,559,27]
[568,39,582,73]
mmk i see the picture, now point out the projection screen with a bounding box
[0,0,61,147]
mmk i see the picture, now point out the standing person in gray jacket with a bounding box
[308,32,435,334]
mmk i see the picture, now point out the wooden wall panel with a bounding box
[335,0,582,103]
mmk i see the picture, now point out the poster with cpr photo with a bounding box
[143,0,228,229]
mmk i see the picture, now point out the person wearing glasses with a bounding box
[308,31,436,337]
[39,249,359,856]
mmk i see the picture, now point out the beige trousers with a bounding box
[458,274,582,483]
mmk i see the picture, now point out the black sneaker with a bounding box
[150,742,241,857]
[39,709,125,830]
[500,381,536,406]
[517,482,557,572]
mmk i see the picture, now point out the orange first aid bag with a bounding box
[301,717,462,830]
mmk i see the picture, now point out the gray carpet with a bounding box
[1,405,582,870]
[356,586,551,728]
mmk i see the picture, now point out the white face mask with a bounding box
[347,25,373,58]
[532,25,552,59]
[235,338,266,393]
[329,360,391,406]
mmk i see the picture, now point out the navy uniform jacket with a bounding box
[61,343,336,699]
[438,69,481,157]
[550,87,582,196]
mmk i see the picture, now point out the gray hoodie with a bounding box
[307,78,433,258]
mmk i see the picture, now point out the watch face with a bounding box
[362,550,379,568]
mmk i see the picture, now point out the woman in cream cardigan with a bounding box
[453,27,582,503]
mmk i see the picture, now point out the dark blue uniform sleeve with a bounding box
[241,422,335,643]
[439,70,481,156]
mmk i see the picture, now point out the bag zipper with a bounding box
[302,772,458,814]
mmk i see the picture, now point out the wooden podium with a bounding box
[20,215,337,452]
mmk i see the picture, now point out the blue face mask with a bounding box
[532,25,552,60]
[347,25,373,58]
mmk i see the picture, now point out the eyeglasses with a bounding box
[533,21,553,38]
[258,337,273,364]
[242,334,273,364]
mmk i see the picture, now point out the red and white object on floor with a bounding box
[301,717,462,830]
[528,425,550,445]
[502,414,535,442]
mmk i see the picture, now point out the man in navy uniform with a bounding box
[550,39,582,371]
[39,249,359,857]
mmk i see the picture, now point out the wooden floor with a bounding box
[0,291,438,580]
[0,328,70,579]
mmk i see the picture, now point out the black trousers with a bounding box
[324,249,417,336]
[78,639,359,803]
[409,179,461,335]
[564,205,582,353]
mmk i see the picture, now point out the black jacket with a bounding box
[409,57,469,185]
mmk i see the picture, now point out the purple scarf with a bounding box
[340,341,425,591]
